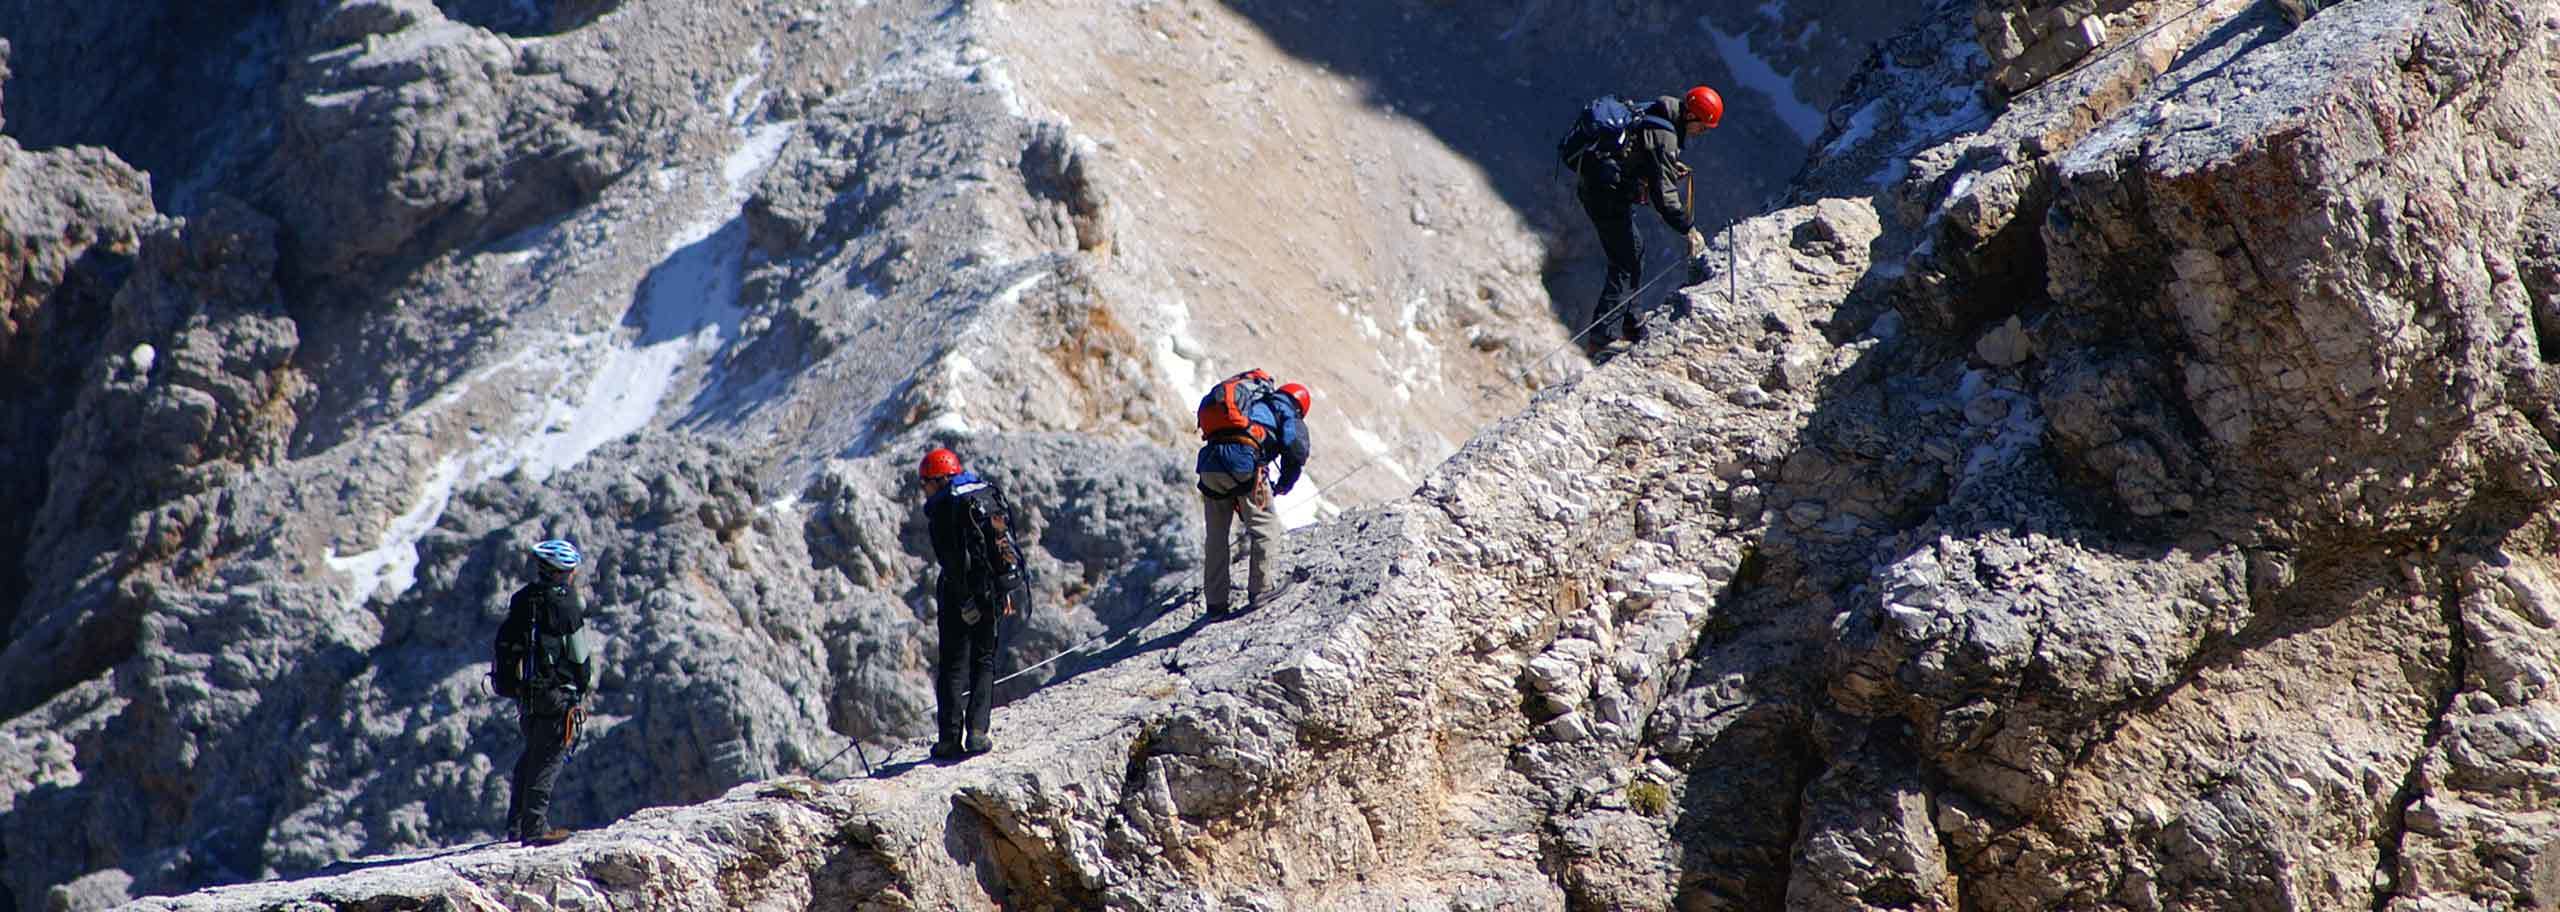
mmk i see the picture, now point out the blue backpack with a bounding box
[1557,96,1672,186]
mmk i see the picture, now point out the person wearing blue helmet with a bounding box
[491,538,598,845]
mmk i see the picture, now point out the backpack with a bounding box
[1556,96,1674,185]
[1198,369,1278,447]
[952,480,1025,586]
[495,584,597,707]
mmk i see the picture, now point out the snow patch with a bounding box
[1701,18,1825,144]
[325,454,462,608]
[1272,481,1328,530]
[1344,424,1412,484]
[721,44,773,122]
[1645,571,1705,590]
[1148,308,1207,403]
[1824,98,1886,156]
[725,123,796,191]
[1870,157,1911,187]
[519,119,798,481]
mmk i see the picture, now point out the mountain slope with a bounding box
[117,0,2560,908]
[0,0,1937,906]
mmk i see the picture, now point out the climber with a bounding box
[919,447,1026,760]
[1557,85,1723,343]
[491,538,601,847]
[1194,370,1312,616]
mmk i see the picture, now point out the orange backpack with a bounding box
[1197,369,1278,446]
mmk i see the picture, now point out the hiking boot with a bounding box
[1204,601,1234,619]
[965,730,993,755]
[1246,570,1302,612]
[519,829,572,847]
[930,738,966,761]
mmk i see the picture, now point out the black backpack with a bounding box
[495,584,588,706]
[1557,96,1673,186]
[953,480,1025,587]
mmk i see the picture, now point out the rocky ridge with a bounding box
[113,0,2560,908]
[10,0,2549,906]
[0,0,1929,906]
[134,194,1888,911]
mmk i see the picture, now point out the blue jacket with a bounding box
[1196,397,1311,493]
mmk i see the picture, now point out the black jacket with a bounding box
[1580,96,1694,233]
[927,473,1018,599]
[495,580,587,704]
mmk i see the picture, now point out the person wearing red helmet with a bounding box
[1559,85,1723,343]
[917,447,1024,759]
[1194,370,1314,616]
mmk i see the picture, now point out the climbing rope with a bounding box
[987,584,1206,688]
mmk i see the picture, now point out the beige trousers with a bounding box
[1200,470,1282,610]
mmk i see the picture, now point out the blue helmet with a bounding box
[531,539,583,572]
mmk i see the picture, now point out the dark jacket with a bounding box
[1579,96,1694,234]
[495,580,587,708]
[1194,396,1311,494]
[927,471,1017,597]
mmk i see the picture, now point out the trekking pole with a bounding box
[811,734,875,779]
[810,740,855,778]
[808,650,877,779]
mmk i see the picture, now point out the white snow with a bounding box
[1824,98,1887,156]
[325,454,462,608]
[1911,87,1989,138]
[1645,571,1705,590]
[1272,480,1328,530]
[1145,293,1208,402]
[1700,18,1826,144]
[321,50,806,606]
[519,118,798,481]
[1870,157,1911,187]
[1344,424,1412,484]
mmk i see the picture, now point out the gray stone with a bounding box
[25,0,2560,910]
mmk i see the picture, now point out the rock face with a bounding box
[18,0,2560,910]
[0,75,157,638]
[129,195,1890,912]
[0,0,1928,906]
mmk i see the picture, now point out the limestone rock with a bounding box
[0,125,155,640]
[259,0,633,285]
[23,0,2560,909]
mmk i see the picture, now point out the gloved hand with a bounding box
[1685,228,1708,259]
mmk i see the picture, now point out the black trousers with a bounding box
[508,703,575,837]
[935,586,1005,743]
[1579,185,1644,336]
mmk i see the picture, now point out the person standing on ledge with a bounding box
[492,538,599,846]
[918,447,1025,760]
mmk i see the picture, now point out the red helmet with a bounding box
[918,448,963,480]
[1684,85,1724,129]
[1278,382,1313,417]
